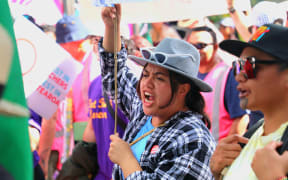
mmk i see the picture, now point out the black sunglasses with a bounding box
[233,57,286,79]
[192,42,214,50]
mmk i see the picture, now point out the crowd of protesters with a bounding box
[23,0,288,180]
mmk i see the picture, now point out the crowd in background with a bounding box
[23,0,288,180]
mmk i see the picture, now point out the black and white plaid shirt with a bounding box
[99,38,216,180]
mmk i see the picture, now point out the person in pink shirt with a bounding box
[38,15,98,179]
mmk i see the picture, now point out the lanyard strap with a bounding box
[129,127,157,146]
[129,119,165,146]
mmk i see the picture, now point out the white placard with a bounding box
[79,0,251,25]
[14,16,83,119]
[27,59,82,119]
[14,16,83,97]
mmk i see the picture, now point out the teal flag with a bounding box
[0,0,33,180]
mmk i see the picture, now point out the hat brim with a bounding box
[219,40,252,57]
[219,39,277,58]
[128,55,213,92]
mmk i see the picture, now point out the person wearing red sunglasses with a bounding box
[210,24,288,180]
[186,26,249,142]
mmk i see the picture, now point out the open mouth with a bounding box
[144,92,154,103]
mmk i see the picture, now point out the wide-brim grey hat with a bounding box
[128,38,212,92]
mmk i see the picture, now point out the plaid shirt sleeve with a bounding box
[124,114,216,180]
[98,38,140,118]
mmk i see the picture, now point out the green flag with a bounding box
[0,0,33,180]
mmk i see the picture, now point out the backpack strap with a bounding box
[243,119,264,138]
[241,119,288,176]
[277,124,288,177]
[242,118,288,154]
[103,91,127,131]
[240,119,264,148]
[277,125,288,154]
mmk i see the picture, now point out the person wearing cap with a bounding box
[186,26,248,142]
[249,1,287,31]
[209,24,288,180]
[226,0,287,42]
[37,15,96,179]
[57,36,143,180]
[219,17,237,40]
[100,4,215,180]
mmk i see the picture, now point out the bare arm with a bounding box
[102,4,121,53]
[37,112,57,176]
[102,5,142,177]
[226,0,252,42]
[228,114,249,136]
[82,118,96,143]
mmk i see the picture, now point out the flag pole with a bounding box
[114,15,118,134]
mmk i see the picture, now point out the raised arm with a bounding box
[102,4,122,53]
[226,0,252,42]
[100,3,140,118]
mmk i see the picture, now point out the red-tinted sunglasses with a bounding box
[233,57,285,79]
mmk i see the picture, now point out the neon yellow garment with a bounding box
[223,120,288,180]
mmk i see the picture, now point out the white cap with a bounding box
[251,1,287,27]
[220,17,235,28]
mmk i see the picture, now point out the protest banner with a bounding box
[78,0,251,35]
[14,16,82,96]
